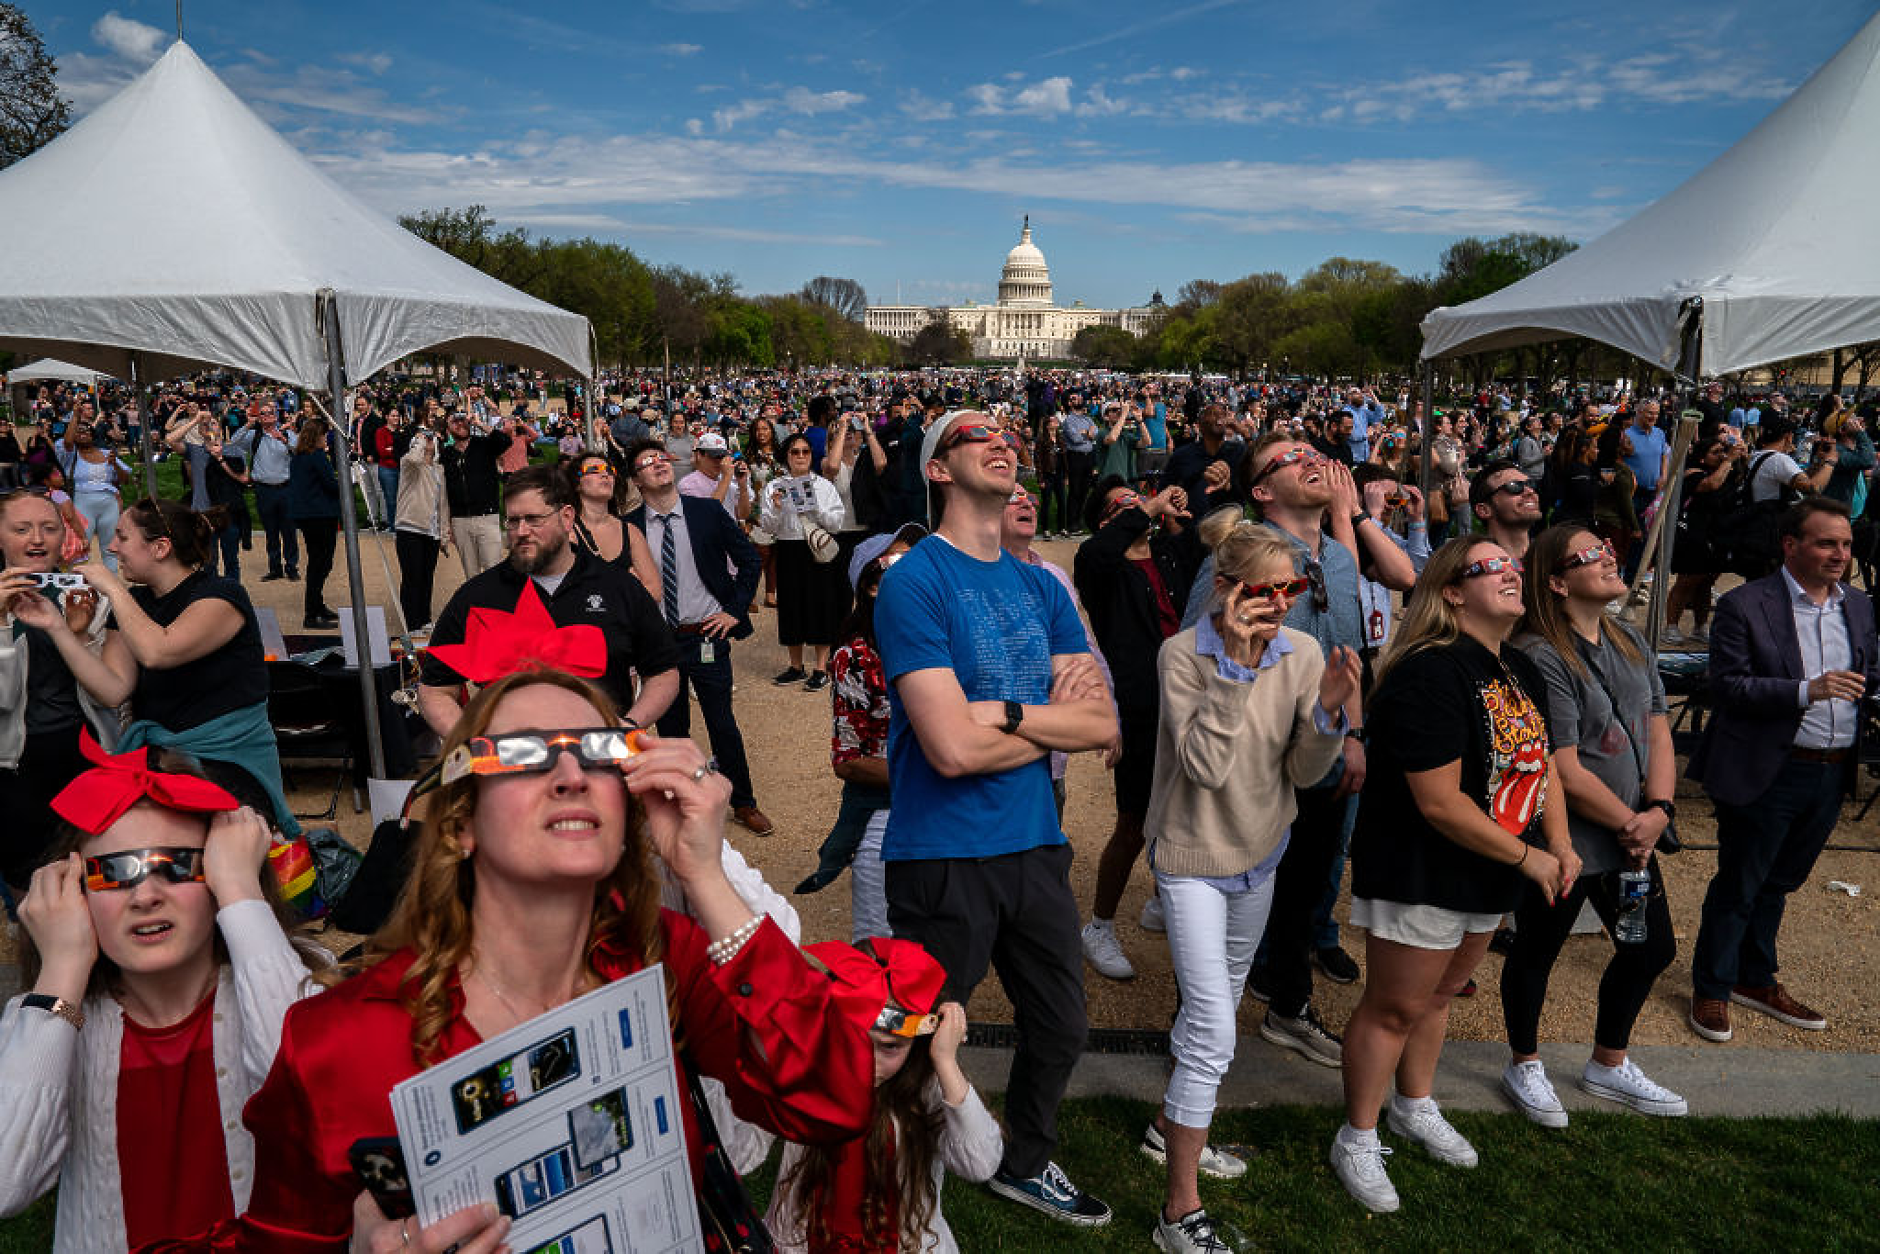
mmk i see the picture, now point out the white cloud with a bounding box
[92,12,165,64]
[967,75,1073,117]
[660,42,703,56]
[711,99,771,131]
[897,90,956,122]
[782,87,865,115]
[338,52,395,76]
[1074,85,1131,118]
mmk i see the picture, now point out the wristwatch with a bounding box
[1349,512,1371,531]
[1000,700,1025,735]
[22,994,84,1032]
[1648,799,1677,822]
[1345,727,1367,744]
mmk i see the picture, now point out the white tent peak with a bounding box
[0,39,591,387]
[1421,11,1880,376]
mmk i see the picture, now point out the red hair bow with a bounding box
[805,937,947,1037]
[425,581,606,684]
[50,729,240,835]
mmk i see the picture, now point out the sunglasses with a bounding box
[1101,491,1142,519]
[84,847,206,893]
[441,728,644,786]
[1460,556,1524,579]
[580,463,615,477]
[1555,542,1614,572]
[938,423,998,453]
[1251,447,1322,484]
[1239,576,1312,601]
[875,1004,940,1039]
[1491,479,1536,497]
[632,453,670,471]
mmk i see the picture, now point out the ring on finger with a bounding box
[400,1218,411,1248]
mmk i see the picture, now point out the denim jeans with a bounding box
[850,809,890,944]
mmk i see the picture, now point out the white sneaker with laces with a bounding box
[1153,1207,1230,1254]
[1139,1123,1248,1180]
[1081,919,1136,981]
[1139,894,1166,933]
[1581,1057,1688,1116]
[1661,627,1688,647]
[1501,1060,1569,1128]
[1387,1098,1478,1167]
[1329,1132,1399,1213]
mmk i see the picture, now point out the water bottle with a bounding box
[1614,868,1651,944]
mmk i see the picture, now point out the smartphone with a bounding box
[493,1145,613,1219]
[347,1137,415,1220]
[449,1028,581,1134]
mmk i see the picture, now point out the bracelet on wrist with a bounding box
[1515,841,1529,868]
[707,915,763,967]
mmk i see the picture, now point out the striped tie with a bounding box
[659,513,679,626]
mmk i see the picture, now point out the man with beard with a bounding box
[416,464,680,736]
[1469,461,1544,560]
[1162,402,1249,519]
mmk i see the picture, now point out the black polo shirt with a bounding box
[420,548,679,714]
[440,430,507,516]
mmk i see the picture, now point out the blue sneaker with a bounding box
[987,1161,1113,1227]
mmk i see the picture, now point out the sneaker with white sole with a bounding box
[986,1161,1112,1227]
[1501,1060,1569,1128]
[1154,1207,1230,1253]
[1386,1098,1478,1167]
[1580,1057,1688,1116]
[1329,1133,1399,1213]
[1081,919,1136,981]
[1139,893,1167,933]
[1138,1123,1249,1180]
[1260,1005,1342,1067]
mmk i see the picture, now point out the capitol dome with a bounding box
[997,216,1054,307]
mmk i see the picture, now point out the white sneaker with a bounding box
[1581,1057,1688,1117]
[1153,1207,1230,1253]
[1501,1060,1569,1128]
[1661,627,1688,647]
[1387,1098,1478,1167]
[1139,1123,1248,1180]
[1139,894,1166,933]
[1081,919,1136,981]
[1329,1132,1399,1213]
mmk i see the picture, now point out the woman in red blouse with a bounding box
[169,668,873,1252]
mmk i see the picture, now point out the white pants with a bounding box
[1158,867,1277,1128]
[850,808,890,944]
[450,513,504,580]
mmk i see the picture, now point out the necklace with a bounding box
[472,962,588,1025]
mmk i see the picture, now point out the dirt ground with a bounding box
[12,530,1875,1055]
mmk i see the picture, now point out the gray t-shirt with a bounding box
[1517,623,1667,874]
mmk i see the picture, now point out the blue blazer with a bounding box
[1687,571,1879,807]
[625,493,762,641]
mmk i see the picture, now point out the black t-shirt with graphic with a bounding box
[1352,636,1553,914]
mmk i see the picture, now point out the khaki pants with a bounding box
[450,513,504,580]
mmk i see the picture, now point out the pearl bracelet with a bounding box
[707,915,763,967]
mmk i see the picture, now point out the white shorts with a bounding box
[1349,896,1503,951]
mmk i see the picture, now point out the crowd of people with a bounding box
[0,362,1874,1251]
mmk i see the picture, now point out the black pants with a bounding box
[1500,857,1676,1055]
[297,518,338,618]
[655,632,756,810]
[395,530,440,630]
[254,483,298,575]
[1063,449,1095,531]
[887,843,1086,1179]
[1261,781,1347,1019]
[0,729,90,890]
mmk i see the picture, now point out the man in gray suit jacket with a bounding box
[1686,498,1877,1042]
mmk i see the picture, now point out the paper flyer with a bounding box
[388,965,699,1253]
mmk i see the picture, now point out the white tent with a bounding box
[5,358,110,386]
[1421,11,1880,376]
[0,41,590,386]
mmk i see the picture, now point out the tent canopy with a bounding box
[1421,11,1880,376]
[5,358,110,386]
[0,41,590,389]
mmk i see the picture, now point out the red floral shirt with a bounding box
[830,637,889,769]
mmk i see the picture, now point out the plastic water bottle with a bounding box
[1614,869,1651,944]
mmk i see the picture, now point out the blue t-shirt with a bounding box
[1622,423,1668,490]
[874,537,1087,861]
[1143,403,1168,452]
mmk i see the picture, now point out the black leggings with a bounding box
[297,518,339,618]
[1500,855,1676,1056]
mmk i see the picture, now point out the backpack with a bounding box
[1714,451,1792,578]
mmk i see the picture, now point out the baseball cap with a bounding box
[695,432,729,455]
[849,522,928,590]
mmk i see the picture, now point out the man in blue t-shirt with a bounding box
[874,409,1118,1229]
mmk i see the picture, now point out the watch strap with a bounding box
[22,993,85,1032]
[1001,700,1024,735]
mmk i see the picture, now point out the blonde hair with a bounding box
[1373,536,1503,686]
[366,670,665,1063]
[1197,508,1298,614]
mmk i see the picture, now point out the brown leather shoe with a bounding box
[1731,983,1827,1031]
[733,805,775,837]
[1689,996,1733,1042]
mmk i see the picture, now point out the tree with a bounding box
[798,275,867,323]
[1210,272,1294,374]
[1175,279,1223,311]
[905,319,972,365]
[1070,324,1139,367]
[0,4,70,169]
[1434,233,1577,307]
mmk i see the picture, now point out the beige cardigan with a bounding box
[1144,624,1346,879]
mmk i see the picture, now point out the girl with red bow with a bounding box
[0,734,315,1252]
[767,937,1001,1254]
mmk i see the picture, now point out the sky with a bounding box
[24,0,1880,311]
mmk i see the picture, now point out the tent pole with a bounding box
[1417,361,1436,507]
[130,353,158,499]
[318,290,387,780]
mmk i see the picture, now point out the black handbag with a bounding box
[680,1048,775,1254]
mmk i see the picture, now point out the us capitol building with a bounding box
[865,218,1166,360]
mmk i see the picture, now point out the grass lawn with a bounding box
[4,1099,1875,1251]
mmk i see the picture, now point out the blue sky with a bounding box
[28,0,1880,310]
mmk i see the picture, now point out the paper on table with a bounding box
[389,965,699,1252]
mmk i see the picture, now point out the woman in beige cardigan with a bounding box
[1142,518,1360,1254]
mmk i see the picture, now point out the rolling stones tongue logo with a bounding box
[1481,679,1550,835]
